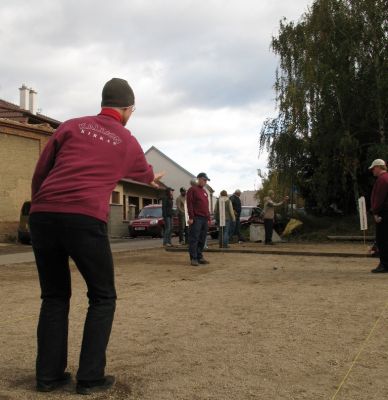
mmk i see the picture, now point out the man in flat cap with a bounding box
[186,172,211,266]
[369,159,388,273]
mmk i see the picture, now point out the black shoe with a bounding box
[76,375,115,395]
[371,265,388,273]
[199,259,210,264]
[191,259,199,266]
[36,372,72,392]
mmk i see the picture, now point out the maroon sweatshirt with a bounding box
[186,185,210,219]
[371,171,388,214]
[31,109,154,222]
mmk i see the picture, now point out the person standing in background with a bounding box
[29,78,162,395]
[214,190,235,248]
[369,159,388,273]
[176,187,188,245]
[186,172,211,266]
[229,189,245,243]
[263,190,288,245]
[162,187,174,247]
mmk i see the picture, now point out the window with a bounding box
[143,198,153,207]
[138,207,162,218]
[111,191,120,204]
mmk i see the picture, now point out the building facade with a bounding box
[145,146,214,211]
[0,118,55,240]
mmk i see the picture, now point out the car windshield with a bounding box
[240,208,252,218]
[138,207,162,218]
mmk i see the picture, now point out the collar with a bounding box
[99,108,123,123]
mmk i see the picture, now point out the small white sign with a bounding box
[358,196,368,231]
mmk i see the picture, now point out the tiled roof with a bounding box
[0,99,61,129]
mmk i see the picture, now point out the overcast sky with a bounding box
[0,0,312,195]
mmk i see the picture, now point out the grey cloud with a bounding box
[0,0,308,115]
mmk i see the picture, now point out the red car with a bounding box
[128,204,179,238]
[129,204,218,239]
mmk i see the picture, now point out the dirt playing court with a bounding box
[1,242,388,399]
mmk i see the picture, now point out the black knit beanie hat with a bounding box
[101,78,135,108]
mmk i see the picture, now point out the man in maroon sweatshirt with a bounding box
[30,78,162,395]
[186,172,211,266]
[369,159,388,273]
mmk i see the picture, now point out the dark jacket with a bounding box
[162,189,174,218]
[229,194,242,217]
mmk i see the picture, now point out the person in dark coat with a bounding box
[162,187,174,247]
[229,189,245,242]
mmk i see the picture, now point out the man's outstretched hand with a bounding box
[150,171,165,188]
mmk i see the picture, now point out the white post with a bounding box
[358,196,367,231]
[358,196,368,246]
[219,198,226,247]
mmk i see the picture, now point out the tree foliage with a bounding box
[260,0,388,214]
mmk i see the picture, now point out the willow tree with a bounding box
[260,0,388,214]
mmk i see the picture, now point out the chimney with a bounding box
[19,84,29,110]
[29,88,38,114]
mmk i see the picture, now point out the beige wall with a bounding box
[0,120,53,240]
[0,133,39,220]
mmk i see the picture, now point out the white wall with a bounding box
[146,147,214,211]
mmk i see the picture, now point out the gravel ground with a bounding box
[1,242,387,400]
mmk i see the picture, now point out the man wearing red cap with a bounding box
[369,159,388,273]
[29,78,163,394]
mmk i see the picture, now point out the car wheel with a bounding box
[210,231,219,239]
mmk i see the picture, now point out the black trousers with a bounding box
[376,211,388,268]
[188,216,208,261]
[29,212,116,383]
[264,218,274,243]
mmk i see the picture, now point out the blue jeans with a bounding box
[29,212,116,383]
[163,216,172,245]
[188,216,208,261]
[219,220,231,247]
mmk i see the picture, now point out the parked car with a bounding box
[128,204,179,238]
[129,204,219,239]
[18,201,31,244]
[210,206,264,239]
[239,206,264,227]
